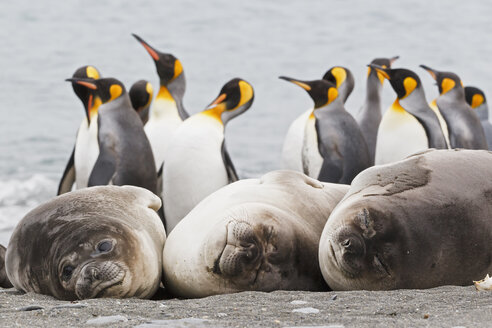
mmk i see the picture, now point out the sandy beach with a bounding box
[0,285,490,327]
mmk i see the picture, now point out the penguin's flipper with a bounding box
[57,146,76,195]
[221,140,239,182]
[156,163,164,196]
[317,158,343,183]
[177,101,190,120]
[88,148,117,186]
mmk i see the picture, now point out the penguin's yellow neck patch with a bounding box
[202,104,225,123]
[402,77,417,99]
[440,78,456,95]
[471,94,485,109]
[390,99,406,113]
[156,86,175,102]
[235,81,254,109]
[309,109,315,119]
[331,67,346,88]
[429,99,438,111]
[89,96,102,120]
[327,87,338,105]
[109,84,122,102]
[86,66,99,79]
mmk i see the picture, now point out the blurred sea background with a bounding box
[1,0,491,244]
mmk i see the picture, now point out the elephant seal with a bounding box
[0,245,12,288]
[163,170,349,298]
[6,185,165,300]
[319,149,492,290]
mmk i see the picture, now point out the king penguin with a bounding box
[464,86,492,150]
[163,78,254,232]
[129,79,153,125]
[279,76,370,183]
[132,34,189,171]
[356,56,399,163]
[420,65,488,150]
[371,65,448,165]
[281,66,354,172]
[58,65,101,195]
[67,77,158,194]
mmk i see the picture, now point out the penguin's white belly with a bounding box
[375,106,428,165]
[163,115,228,231]
[74,117,99,189]
[302,115,323,178]
[145,99,183,168]
[429,99,451,149]
[282,109,312,172]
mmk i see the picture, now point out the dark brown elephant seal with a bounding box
[163,170,349,298]
[0,245,12,288]
[6,185,165,300]
[319,149,492,290]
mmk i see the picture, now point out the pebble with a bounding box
[290,300,308,305]
[86,315,128,326]
[216,313,228,317]
[292,307,320,314]
[283,326,344,328]
[17,305,44,311]
[331,295,337,301]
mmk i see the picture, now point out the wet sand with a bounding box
[0,285,490,327]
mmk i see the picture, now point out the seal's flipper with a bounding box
[221,140,239,182]
[58,146,76,195]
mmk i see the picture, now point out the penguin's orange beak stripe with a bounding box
[141,42,160,61]
[75,81,97,90]
[209,93,227,107]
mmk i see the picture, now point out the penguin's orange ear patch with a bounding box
[109,84,123,101]
[327,87,338,104]
[441,78,456,95]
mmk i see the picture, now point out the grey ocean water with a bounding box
[1,0,491,244]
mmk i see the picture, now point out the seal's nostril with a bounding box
[91,268,100,280]
[342,239,351,248]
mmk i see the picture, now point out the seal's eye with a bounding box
[62,265,74,281]
[97,241,112,252]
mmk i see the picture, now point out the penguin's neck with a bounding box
[313,98,343,119]
[399,87,429,112]
[365,73,383,105]
[475,103,490,121]
[99,95,132,115]
[166,73,188,120]
[151,85,182,121]
[438,87,466,103]
[200,108,225,130]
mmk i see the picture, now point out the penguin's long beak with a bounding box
[390,56,400,66]
[132,33,160,61]
[66,78,98,90]
[367,64,391,81]
[206,93,227,110]
[279,76,312,91]
[419,65,438,81]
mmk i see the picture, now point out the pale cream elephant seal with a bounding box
[163,170,349,298]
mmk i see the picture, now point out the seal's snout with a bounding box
[340,235,365,256]
[331,229,366,277]
[75,261,126,299]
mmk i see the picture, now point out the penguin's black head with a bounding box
[420,65,463,95]
[129,80,153,112]
[70,66,100,122]
[464,86,487,109]
[132,34,183,85]
[367,56,399,84]
[66,77,126,105]
[205,78,254,124]
[322,66,354,102]
[368,65,421,100]
[279,76,339,109]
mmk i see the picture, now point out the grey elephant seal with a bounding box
[0,244,12,288]
[6,185,165,300]
[163,170,349,298]
[319,149,492,290]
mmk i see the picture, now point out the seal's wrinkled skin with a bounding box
[319,149,492,291]
[0,245,12,288]
[163,170,349,298]
[6,186,165,300]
